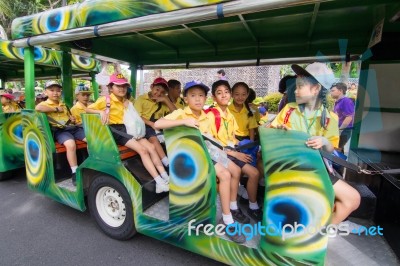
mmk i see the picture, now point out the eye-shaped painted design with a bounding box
[168,136,210,207]
[24,129,46,186]
[32,9,72,34]
[72,55,98,71]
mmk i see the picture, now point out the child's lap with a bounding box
[54,126,85,144]
[109,124,131,146]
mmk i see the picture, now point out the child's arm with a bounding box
[86,108,108,125]
[35,104,64,113]
[306,136,334,152]
[154,117,198,130]
[153,95,177,111]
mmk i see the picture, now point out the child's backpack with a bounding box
[204,107,221,133]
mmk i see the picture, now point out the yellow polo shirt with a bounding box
[70,101,87,125]
[228,104,258,137]
[2,103,21,113]
[271,102,339,148]
[173,97,186,110]
[134,93,171,120]
[207,105,238,147]
[87,93,125,124]
[37,99,70,128]
[163,107,211,134]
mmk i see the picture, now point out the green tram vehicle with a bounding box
[0,38,101,180]
[10,0,400,265]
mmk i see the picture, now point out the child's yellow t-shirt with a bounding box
[37,99,70,128]
[228,103,258,137]
[271,102,339,148]
[163,107,210,134]
[134,93,171,120]
[70,101,86,125]
[207,105,238,147]
[87,94,125,124]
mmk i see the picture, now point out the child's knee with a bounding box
[217,169,231,183]
[63,139,76,150]
[136,146,148,156]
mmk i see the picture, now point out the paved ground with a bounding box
[1,171,399,266]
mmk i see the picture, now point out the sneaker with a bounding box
[155,181,169,193]
[218,218,246,244]
[339,220,366,235]
[71,173,76,186]
[231,208,250,224]
[247,208,263,222]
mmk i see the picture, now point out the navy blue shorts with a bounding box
[53,126,85,144]
[109,124,132,146]
[228,155,247,169]
[145,125,157,139]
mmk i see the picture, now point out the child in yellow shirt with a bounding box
[271,63,362,232]
[134,78,177,169]
[207,80,262,222]
[36,81,85,185]
[87,74,169,193]
[1,92,20,113]
[70,83,93,125]
[155,81,245,243]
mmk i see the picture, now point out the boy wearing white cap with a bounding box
[71,83,94,125]
[270,62,364,234]
[36,81,86,185]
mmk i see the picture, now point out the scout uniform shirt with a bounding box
[271,102,339,148]
[163,106,211,134]
[70,101,87,125]
[87,94,125,124]
[2,103,20,113]
[207,105,239,147]
[37,99,70,128]
[134,92,171,121]
[228,103,258,138]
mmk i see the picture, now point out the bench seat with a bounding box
[55,140,137,160]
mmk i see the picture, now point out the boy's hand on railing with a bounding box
[306,136,327,150]
[275,124,290,130]
[183,118,199,129]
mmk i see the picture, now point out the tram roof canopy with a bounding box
[0,39,101,81]
[10,0,400,67]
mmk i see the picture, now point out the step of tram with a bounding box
[122,156,168,211]
[349,183,376,220]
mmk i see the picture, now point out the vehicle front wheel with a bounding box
[88,175,136,240]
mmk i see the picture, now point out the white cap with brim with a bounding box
[292,63,335,89]
[45,80,62,89]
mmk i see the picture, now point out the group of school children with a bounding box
[15,62,364,243]
[0,89,22,113]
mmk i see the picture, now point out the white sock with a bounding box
[161,157,169,167]
[161,172,169,182]
[222,213,234,225]
[71,166,78,173]
[230,201,238,210]
[154,176,165,185]
[249,201,259,210]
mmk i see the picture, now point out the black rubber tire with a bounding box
[88,175,136,240]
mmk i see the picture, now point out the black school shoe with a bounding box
[218,218,246,244]
[231,208,250,224]
[247,208,263,222]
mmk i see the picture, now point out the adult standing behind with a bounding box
[217,69,227,80]
[330,82,355,152]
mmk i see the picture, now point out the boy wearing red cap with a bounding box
[1,92,20,113]
[134,77,177,168]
